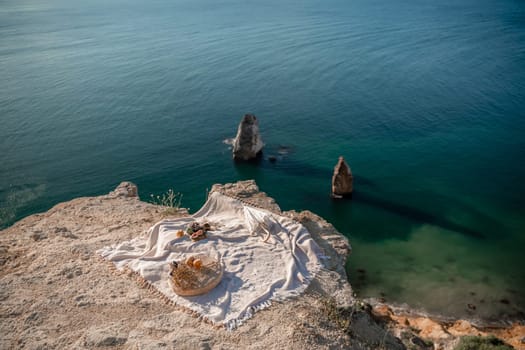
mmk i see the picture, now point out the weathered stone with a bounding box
[410,318,451,340]
[331,156,353,198]
[109,181,138,198]
[84,324,127,347]
[232,114,264,160]
[211,180,281,213]
[351,311,407,350]
[447,320,483,338]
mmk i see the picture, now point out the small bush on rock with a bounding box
[149,189,183,216]
[454,335,513,350]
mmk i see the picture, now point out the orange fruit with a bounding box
[193,259,203,270]
[186,256,195,267]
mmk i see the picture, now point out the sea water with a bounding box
[1,0,524,323]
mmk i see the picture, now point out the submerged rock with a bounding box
[331,156,353,198]
[232,114,264,161]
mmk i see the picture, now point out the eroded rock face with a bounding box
[109,181,138,198]
[232,114,264,161]
[211,180,281,213]
[331,156,353,198]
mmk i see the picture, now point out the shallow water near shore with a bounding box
[1,0,524,324]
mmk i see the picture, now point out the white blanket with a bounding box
[98,191,324,329]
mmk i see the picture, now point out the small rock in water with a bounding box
[331,156,353,198]
[277,145,291,155]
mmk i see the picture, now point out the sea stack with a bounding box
[232,114,264,161]
[331,156,353,198]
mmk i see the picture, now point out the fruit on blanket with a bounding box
[176,230,184,238]
[191,229,205,241]
[186,221,213,241]
[182,256,203,269]
[193,259,203,270]
[186,256,195,267]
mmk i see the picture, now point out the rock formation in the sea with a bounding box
[331,156,353,198]
[232,114,264,161]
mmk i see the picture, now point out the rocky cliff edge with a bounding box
[0,181,522,350]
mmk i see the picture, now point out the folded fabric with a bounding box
[98,191,324,329]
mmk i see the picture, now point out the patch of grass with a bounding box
[319,297,351,330]
[149,189,183,216]
[454,335,514,350]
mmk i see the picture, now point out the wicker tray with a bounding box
[168,255,223,296]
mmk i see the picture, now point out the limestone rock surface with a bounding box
[232,114,264,160]
[331,156,353,198]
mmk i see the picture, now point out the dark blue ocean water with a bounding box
[1,0,524,323]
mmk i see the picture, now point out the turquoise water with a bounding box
[1,0,524,323]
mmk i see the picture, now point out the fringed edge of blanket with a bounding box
[96,252,325,331]
[96,254,226,330]
[225,260,325,330]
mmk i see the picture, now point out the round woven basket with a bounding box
[169,255,223,296]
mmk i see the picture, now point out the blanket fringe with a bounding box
[97,250,309,331]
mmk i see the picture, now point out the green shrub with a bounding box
[454,335,514,350]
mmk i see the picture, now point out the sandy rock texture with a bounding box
[0,180,400,350]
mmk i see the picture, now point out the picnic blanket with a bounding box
[98,191,324,329]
